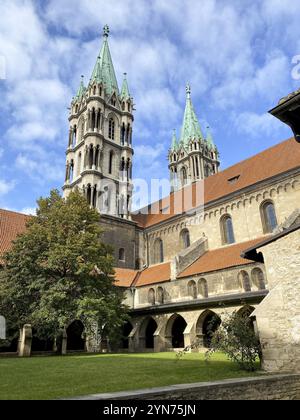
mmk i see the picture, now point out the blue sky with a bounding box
[0,0,299,214]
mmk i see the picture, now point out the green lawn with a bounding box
[0,352,260,400]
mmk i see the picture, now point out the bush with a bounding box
[206,311,261,372]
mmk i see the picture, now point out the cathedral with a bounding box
[1,26,300,358]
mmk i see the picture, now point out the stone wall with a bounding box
[100,215,138,269]
[135,263,266,308]
[70,374,300,400]
[146,173,300,264]
[253,228,300,373]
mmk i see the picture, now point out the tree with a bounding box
[0,189,128,350]
[206,311,261,372]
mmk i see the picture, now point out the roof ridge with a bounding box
[0,208,31,218]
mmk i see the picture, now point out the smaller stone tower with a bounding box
[169,85,220,192]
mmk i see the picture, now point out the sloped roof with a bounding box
[133,138,300,228]
[0,209,30,262]
[114,268,138,288]
[178,237,267,279]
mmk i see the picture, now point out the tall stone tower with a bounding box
[169,85,220,192]
[63,25,134,220]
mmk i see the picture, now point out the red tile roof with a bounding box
[0,209,30,263]
[178,237,268,279]
[132,138,300,228]
[114,268,138,288]
[135,262,171,287]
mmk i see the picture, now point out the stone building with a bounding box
[1,26,300,358]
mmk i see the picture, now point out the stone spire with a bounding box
[180,84,203,145]
[90,25,119,95]
[171,129,178,150]
[75,75,86,100]
[206,126,216,150]
[120,73,130,100]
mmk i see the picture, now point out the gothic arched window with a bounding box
[108,118,115,140]
[188,280,197,299]
[153,239,164,264]
[157,287,164,304]
[220,215,235,245]
[181,167,187,186]
[251,268,266,290]
[148,289,155,305]
[239,271,251,292]
[180,229,190,249]
[260,201,278,233]
[199,278,208,298]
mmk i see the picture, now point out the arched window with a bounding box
[108,118,115,140]
[109,151,114,175]
[148,289,155,305]
[220,215,235,245]
[260,201,278,233]
[251,268,266,290]
[181,167,187,186]
[69,160,74,183]
[199,278,208,298]
[153,239,164,264]
[157,287,164,304]
[93,85,96,95]
[188,280,197,299]
[180,229,190,249]
[239,271,251,292]
[77,153,82,177]
[119,248,125,262]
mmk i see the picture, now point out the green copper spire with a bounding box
[75,75,86,100]
[120,73,130,100]
[90,25,119,96]
[171,129,178,150]
[206,126,216,150]
[180,84,203,145]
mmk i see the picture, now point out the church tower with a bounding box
[63,25,134,220]
[169,85,220,192]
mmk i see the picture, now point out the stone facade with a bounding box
[252,227,300,373]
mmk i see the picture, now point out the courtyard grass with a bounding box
[0,352,260,400]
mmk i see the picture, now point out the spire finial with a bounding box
[186,83,191,99]
[103,25,110,38]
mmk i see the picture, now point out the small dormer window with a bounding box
[228,175,240,185]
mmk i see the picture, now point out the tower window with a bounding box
[153,239,164,264]
[180,229,190,249]
[180,167,187,186]
[220,215,235,245]
[109,151,114,175]
[260,201,278,233]
[119,248,125,262]
[108,118,115,140]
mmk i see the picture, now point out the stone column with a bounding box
[19,324,32,357]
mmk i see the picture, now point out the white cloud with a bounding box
[233,111,283,139]
[0,179,15,196]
